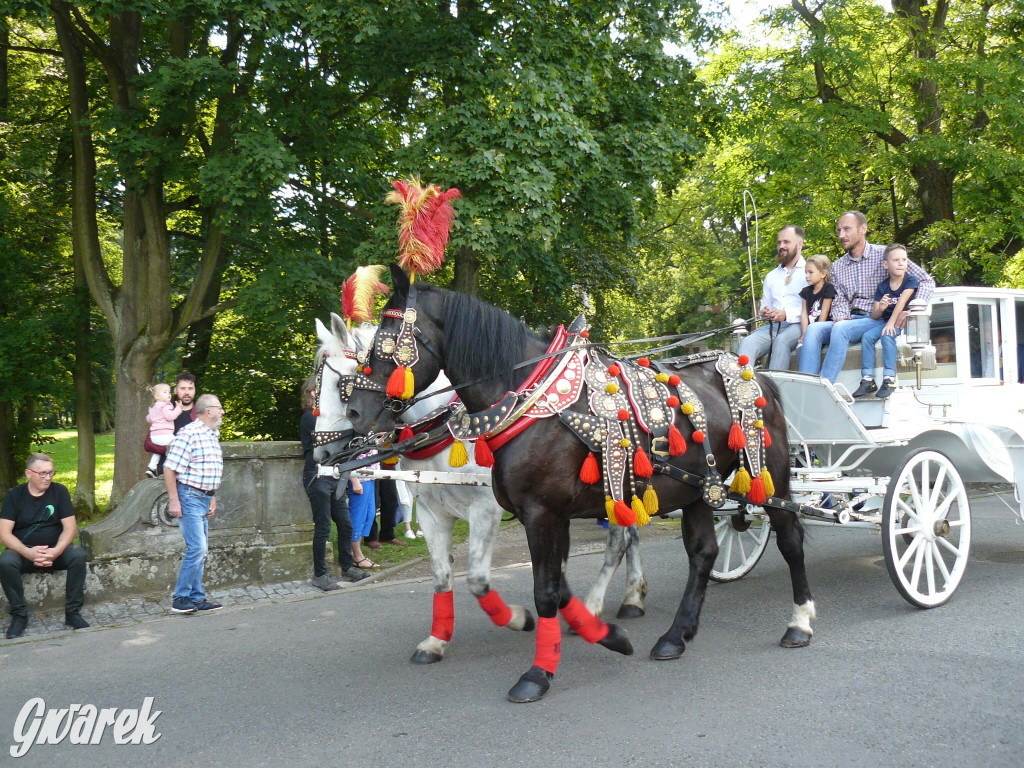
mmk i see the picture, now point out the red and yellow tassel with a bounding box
[728,421,747,451]
[642,485,659,516]
[448,439,469,468]
[633,447,653,478]
[748,475,767,505]
[631,495,650,526]
[668,423,686,455]
[474,437,495,468]
[580,452,600,485]
[387,366,407,398]
[730,466,752,494]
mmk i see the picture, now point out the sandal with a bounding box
[354,557,380,569]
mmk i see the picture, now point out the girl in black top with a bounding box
[799,254,836,344]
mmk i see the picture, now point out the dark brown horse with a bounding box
[347,265,815,702]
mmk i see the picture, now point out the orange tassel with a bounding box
[613,499,636,527]
[398,426,414,443]
[386,366,407,398]
[580,452,600,484]
[474,438,495,468]
[748,475,767,504]
[763,427,772,448]
[728,421,747,451]
[668,424,686,455]
[633,447,653,477]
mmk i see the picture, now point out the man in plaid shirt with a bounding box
[164,393,225,614]
[798,211,934,382]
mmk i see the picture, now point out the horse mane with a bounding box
[436,289,547,391]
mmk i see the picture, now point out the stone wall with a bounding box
[1,441,324,614]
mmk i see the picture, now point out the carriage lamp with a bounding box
[898,299,936,386]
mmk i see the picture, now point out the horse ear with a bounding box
[330,312,350,346]
[315,318,331,346]
[389,263,410,298]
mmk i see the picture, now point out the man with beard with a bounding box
[798,211,934,382]
[172,370,198,433]
[164,393,225,614]
[143,371,198,475]
[738,225,809,369]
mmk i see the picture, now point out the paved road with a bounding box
[1,494,1022,767]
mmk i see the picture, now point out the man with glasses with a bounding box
[738,225,809,369]
[1,453,89,638]
[164,393,225,615]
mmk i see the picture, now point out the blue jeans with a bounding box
[861,321,902,379]
[797,321,833,374]
[174,484,210,603]
[801,316,881,382]
[348,479,376,540]
[738,322,801,370]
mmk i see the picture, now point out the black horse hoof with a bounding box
[410,649,444,664]
[780,627,812,648]
[598,623,634,656]
[507,666,552,703]
[616,603,645,620]
[521,611,536,632]
[650,636,685,660]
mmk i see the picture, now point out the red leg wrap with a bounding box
[477,589,513,627]
[430,590,455,642]
[533,616,561,675]
[559,596,610,644]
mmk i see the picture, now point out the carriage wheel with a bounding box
[881,449,971,608]
[710,509,771,583]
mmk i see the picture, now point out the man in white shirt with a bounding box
[739,225,809,369]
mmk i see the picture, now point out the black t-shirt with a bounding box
[874,274,920,321]
[799,283,837,322]
[1,482,75,547]
[173,405,197,433]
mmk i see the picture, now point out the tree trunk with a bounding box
[451,245,480,296]
[72,261,96,516]
[0,399,36,496]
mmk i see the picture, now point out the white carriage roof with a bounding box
[932,286,1024,300]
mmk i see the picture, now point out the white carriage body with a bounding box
[767,287,1024,518]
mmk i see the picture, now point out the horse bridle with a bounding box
[311,348,360,447]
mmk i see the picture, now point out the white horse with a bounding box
[313,313,647,663]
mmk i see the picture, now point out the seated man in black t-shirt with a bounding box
[0,453,89,639]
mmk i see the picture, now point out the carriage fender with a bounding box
[905,423,1024,517]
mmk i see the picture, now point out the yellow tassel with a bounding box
[382,455,399,466]
[631,495,650,526]
[605,495,618,526]
[762,467,775,498]
[403,367,415,399]
[730,466,752,494]
[643,485,659,516]
[448,440,469,468]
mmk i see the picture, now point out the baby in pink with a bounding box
[145,383,181,476]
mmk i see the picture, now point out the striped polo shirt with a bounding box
[165,419,223,492]
[830,241,935,319]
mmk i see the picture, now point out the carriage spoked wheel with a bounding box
[881,449,971,608]
[710,508,771,582]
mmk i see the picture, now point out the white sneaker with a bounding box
[404,529,417,539]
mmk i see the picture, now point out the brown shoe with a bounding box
[365,540,382,550]
[381,538,406,547]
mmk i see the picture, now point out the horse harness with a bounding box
[356,303,781,527]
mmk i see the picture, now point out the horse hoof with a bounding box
[521,611,536,632]
[507,666,551,703]
[616,604,645,620]
[650,636,685,660]
[598,623,634,656]
[410,649,444,664]
[780,627,812,648]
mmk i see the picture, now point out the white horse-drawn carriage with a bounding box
[712,286,1024,607]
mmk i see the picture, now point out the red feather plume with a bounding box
[385,178,461,279]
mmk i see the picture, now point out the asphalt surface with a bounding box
[1,494,1022,768]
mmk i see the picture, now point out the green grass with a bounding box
[32,429,115,524]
